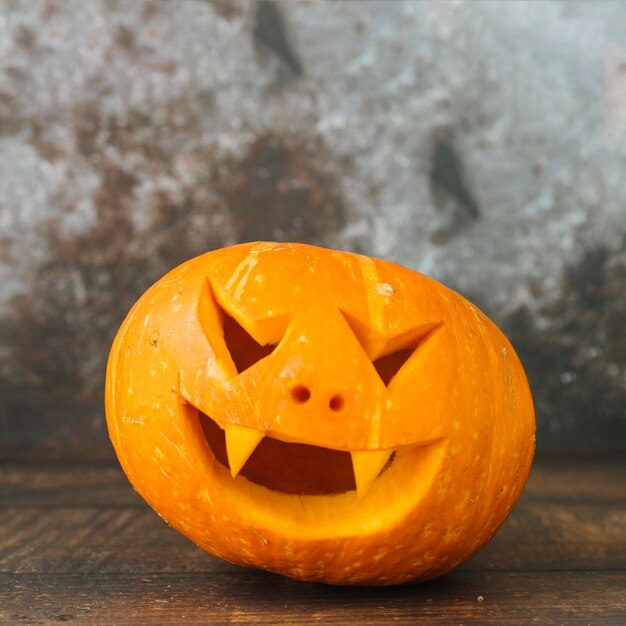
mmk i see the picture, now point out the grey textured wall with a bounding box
[1,0,625,456]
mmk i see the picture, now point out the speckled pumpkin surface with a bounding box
[105,242,535,585]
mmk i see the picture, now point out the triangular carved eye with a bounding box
[222,311,276,374]
[340,310,441,387]
[199,279,284,375]
[372,348,416,386]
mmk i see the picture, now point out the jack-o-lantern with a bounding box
[105,242,535,585]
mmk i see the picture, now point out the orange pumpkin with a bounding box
[105,242,535,585]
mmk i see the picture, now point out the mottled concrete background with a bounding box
[1,0,625,456]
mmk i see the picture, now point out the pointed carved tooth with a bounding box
[351,449,394,498]
[224,424,264,477]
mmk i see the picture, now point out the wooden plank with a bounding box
[1,571,624,625]
[469,501,626,571]
[0,508,207,575]
[526,451,626,504]
[1,497,624,575]
[0,463,141,509]
[0,445,117,465]
[1,455,624,624]
[2,453,625,508]
[1,456,625,575]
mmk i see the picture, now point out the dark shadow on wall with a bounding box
[0,109,349,458]
[461,242,626,448]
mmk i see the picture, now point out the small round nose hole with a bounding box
[291,385,311,403]
[329,394,345,412]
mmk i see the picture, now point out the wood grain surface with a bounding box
[1,452,625,625]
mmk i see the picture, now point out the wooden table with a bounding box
[1,451,624,625]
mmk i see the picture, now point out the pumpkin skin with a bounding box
[105,242,535,585]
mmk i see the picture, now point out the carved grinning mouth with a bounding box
[198,410,403,498]
[190,404,448,538]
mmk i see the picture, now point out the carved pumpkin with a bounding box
[105,242,535,585]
